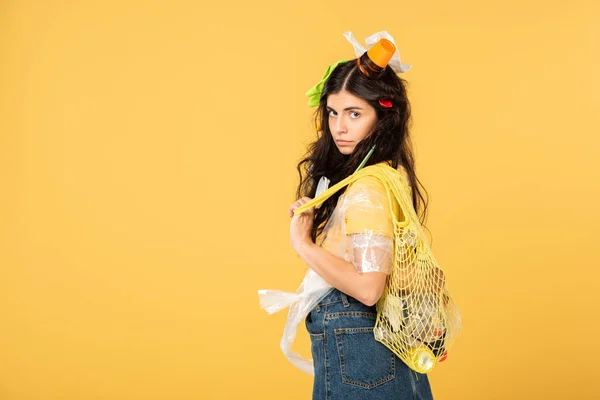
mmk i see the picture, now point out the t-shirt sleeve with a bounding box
[344,176,394,237]
[343,176,394,274]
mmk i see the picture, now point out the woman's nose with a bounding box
[334,116,347,133]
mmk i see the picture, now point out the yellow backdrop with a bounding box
[1,1,599,399]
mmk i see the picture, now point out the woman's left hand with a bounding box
[289,197,315,255]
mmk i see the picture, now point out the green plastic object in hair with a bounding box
[305,59,347,107]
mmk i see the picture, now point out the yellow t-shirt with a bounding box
[319,167,407,274]
[344,175,397,237]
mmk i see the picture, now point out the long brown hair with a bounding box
[296,60,430,242]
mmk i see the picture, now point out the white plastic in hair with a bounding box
[343,30,412,74]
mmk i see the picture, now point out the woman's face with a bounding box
[326,90,377,155]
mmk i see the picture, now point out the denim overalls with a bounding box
[305,288,435,400]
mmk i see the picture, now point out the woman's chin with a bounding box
[335,146,355,155]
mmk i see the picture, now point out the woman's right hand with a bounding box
[288,197,315,255]
[288,199,305,218]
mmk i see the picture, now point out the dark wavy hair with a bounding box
[296,59,430,242]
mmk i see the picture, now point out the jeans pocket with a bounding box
[334,327,396,389]
[305,310,324,338]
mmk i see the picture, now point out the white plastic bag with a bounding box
[257,176,333,375]
[258,270,333,375]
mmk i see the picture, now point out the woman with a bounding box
[288,34,435,399]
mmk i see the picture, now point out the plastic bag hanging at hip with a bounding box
[258,175,333,375]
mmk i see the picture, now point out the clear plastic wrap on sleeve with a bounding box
[342,175,396,274]
[348,233,393,274]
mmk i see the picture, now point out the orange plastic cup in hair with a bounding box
[367,38,396,68]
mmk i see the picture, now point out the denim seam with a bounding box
[324,303,329,400]
[408,364,418,399]
[325,311,377,320]
[333,327,374,334]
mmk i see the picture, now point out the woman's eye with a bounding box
[328,110,336,117]
[350,112,360,118]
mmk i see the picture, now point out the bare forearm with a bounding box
[296,242,382,306]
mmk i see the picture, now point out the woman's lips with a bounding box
[335,140,352,146]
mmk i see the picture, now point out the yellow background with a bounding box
[1,1,599,399]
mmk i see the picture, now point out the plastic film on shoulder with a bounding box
[343,176,393,237]
[348,233,393,274]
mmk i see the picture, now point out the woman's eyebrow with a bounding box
[326,106,364,111]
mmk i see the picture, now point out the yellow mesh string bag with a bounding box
[294,163,461,373]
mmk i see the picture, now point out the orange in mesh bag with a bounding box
[293,163,461,373]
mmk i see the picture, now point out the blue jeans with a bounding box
[305,288,435,400]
